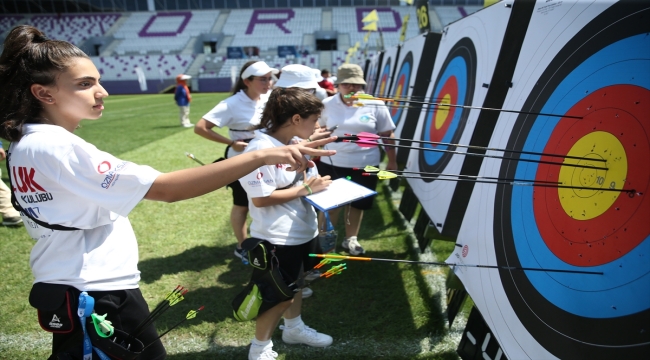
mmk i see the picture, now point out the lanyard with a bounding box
[323,211,334,232]
[77,292,111,360]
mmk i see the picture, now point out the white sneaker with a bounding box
[182,123,194,128]
[301,287,313,298]
[248,340,278,360]
[342,236,365,255]
[281,323,333,347]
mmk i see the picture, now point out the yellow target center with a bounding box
[435,94,452,130]
[558,131,627,220]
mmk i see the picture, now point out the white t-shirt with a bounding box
[239,131,318,246]
[319,94,396,168]
[8,124,160,291]
[202,90,268,158]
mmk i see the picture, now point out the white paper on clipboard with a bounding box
[304,178,377,212]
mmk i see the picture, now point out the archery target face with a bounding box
[417,37,476,180]
[489,3,650,358]
[377,57,393,97]
[389,51,413,126]
[405,3,512,232]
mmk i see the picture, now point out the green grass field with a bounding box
[0,93,468,359]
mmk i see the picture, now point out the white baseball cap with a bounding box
[241,61,279,79]
[179,74,191,80]
[312,68,324,82]
[274,64,321,89]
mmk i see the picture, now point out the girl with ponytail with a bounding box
[0,25,335,359]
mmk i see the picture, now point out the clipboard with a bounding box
[304,178,377,212]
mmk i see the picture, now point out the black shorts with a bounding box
[273,237,322,280]
[50,288,166,360]
[221,143,251,207]
[228,178,249,207]
[317,161,379,210]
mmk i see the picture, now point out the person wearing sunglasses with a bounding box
[317,63,397,256]
[194,61,279,263]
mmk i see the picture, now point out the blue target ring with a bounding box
[390,52,413,125]
[378,59,392,97]
[421,56,468,165]
[418,37,476,179]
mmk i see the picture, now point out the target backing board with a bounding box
[375,46,399,98]
[451,1,650,359]
[405,3,513,232]
[365,50,383,96]
[388,33,428,137]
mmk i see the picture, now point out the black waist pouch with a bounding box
[29,282,78,334]
[90,328,144,360]
[232,238,296,321]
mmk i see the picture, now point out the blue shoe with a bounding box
[234,247,249,265]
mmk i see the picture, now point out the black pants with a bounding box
[50,288,166,360]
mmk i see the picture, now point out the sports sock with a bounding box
[283,315,303,329]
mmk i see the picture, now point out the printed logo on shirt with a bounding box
[11,166,54,204]
[275,164,286,169]
[256,173,264,179]
[97,161,111,174]
[359,115,371,123]
[247,180,261,187]
[100,161,128,189]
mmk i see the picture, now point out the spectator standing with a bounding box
[194,61,279,262]
[317,63,397,255]
[317,69,337,96]
[174,74,193,128]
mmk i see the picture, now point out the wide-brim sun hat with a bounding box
[274,64,320,89]
[335,64,366,85]
[241,61,279,79]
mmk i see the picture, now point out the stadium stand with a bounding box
[433,6,482,27]
[92,54,196,80]
[332,7,419,51]
[113,11,219,54]
[224,8,322,51]
[0,15,24,34]
[0,2,481,94]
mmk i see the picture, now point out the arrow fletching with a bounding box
[356,132,381,140]
[186,306,204,320]
[345,139,378,148]
[376,170,397,180]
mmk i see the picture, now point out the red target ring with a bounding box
[534,85,650,266]
[429,76,458,143]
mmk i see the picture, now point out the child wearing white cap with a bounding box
[194,61,279,262]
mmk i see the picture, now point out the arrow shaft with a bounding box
[395,136,603,163]
[375,169,560,184]
[378,174,634,193]
[363,96,583,120]
[310,254,603,275]
[351,141,608,171]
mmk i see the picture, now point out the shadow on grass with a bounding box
[138,184,451,358]
[139,243,246,283]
